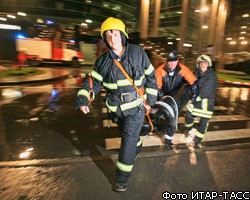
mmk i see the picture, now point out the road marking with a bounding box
[105,128,250,149]
[178,115,249,123]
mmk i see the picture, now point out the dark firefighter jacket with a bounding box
[186,67,218,119]
[155,62,198,99]
[76,43,158,117]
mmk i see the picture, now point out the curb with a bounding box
[0,68,70,86]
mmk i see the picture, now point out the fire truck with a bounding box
[15,38,83,67]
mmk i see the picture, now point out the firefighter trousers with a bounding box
[185,111,210,142]
[116,106,145,184]
[164,127,174,141]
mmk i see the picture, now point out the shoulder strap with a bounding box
[113,58,154,133]
[88,75,95,105]
[113,59,146,102]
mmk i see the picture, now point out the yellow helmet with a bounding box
[196,54,212,67]
[100,17,128,39]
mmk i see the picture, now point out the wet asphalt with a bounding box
[0,66,249,161]
[0,65,249,199]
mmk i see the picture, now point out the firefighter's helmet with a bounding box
[100,17,128,39]
[196,54,212,67]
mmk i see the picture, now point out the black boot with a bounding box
[165,139,174,150]
[194,137,203,149]
[115,182,127,192]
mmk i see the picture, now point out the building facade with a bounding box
[0,0,249,61]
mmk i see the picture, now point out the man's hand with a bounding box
[80,106,90,114]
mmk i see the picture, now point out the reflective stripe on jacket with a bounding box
[188,68,218,119]
[76,43,158,116]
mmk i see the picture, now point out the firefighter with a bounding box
[76,17,158,192]
[185,54,218,148]
[155,50,199,150]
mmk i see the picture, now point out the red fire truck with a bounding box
[15,38,83,67]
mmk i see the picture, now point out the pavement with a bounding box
[0,64,250,199]
[0,143,250,199]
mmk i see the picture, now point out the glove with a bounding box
[76,95,88,110]
[190,81,199,103]
[158,90,165,99]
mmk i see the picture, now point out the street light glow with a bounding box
[7,14,16,19]
[36,18,44,23]
[240,41,248,45]
[0,17,7,21]
[242,14,249,18]
[19,147,34,159]
[81,23,88,26]
[194,9,201,13]
[19,152,31,159]
[86,19,92,23]
[17,12,27,16]
[183,43,192,47]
